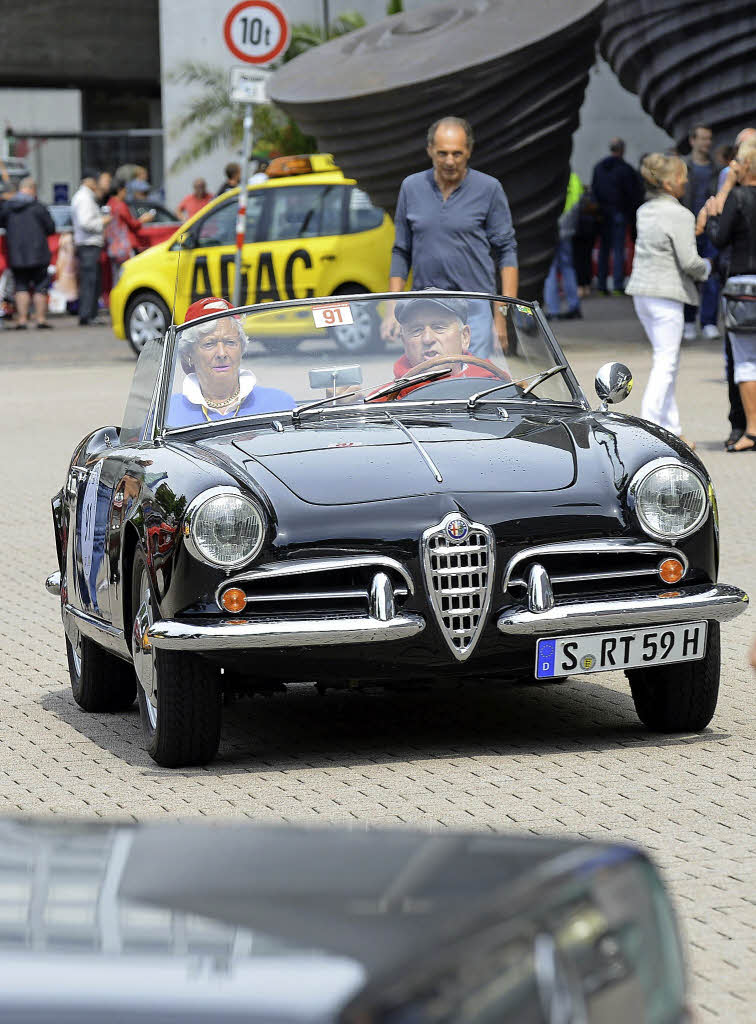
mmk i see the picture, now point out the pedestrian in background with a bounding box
[176,178,212,221]
[105,177,154,284]
[572,184,601,299]
[216,162,241,196]
[699,140,756,452]
[626,153,711,447]
[381,116,518,356]
[0,176,55,329]
[591,138,642,295]
[543,171,583,319]
[71,169,110,326]
[681,124,720,341]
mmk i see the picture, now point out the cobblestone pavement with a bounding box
[1,297,754,1020]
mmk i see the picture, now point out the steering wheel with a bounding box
[408,354,511,380]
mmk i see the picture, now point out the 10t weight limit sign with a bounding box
[223,1,290,65]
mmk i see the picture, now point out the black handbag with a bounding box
[722,276,756,332]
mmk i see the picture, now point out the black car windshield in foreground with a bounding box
[161,293,581,433]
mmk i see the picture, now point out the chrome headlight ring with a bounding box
[182,486,267,569]
[627,457,710,542]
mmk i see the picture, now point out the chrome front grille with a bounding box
[217,556,411,619]
[422,514,495,661]
[502,540,689,608]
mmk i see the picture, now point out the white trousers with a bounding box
[633,295,684,436]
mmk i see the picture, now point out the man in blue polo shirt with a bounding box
[382,116,518,355]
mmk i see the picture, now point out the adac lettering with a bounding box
[190,249,315,304]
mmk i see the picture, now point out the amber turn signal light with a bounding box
[221,588,247,613]
[658,558,685,584]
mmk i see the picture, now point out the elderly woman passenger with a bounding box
[168,297,295,427]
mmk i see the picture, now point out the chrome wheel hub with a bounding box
[130,301,166,349]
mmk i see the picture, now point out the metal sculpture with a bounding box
[600,0,756,146]
[270,1,606,299]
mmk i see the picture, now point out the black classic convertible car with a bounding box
[46,292,749,766]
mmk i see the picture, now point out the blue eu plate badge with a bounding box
[537,638,556,678]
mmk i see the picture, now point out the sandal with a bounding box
[724,429,744,448]
[14,322,28,330]
[34,321,53,329]
[727,432,756,452]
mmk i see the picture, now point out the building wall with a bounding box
[0,2,159,88]
[0,88,82,203]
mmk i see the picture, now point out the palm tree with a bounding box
[167,13,366,173]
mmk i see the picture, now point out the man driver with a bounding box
[392,295,501,378]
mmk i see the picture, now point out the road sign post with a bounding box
[224,1,289,307]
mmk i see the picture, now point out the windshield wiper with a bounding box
[466,364,569,410]
[292,365,453,424]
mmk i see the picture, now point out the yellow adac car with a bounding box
[110,154,393,355]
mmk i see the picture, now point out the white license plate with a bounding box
[535,621,707,678]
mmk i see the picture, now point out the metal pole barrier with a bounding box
[233,103,254,308]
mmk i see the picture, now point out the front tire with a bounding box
[124,291,170,356]
[66,630,136,712]
[132,550,222,767]
[627,621,720,732]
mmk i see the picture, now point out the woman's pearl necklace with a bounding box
[205,385,241,409]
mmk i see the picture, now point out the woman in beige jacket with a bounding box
[625,154,711,444]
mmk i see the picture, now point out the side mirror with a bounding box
[309,365,363,391]
[595,362,633,411]
[178,232,196,250]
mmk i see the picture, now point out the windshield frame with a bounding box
[155,291,588,438]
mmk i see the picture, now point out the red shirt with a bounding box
[177,193,212,219]
[107,196,143,249]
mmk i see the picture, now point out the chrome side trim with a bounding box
[502,539,688,592]
[147,613,425,651]
[218,555,415,605]
[45,571,61,596]
[497,584,749,636]
[63,604,126,642]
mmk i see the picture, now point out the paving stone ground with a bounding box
[1,296,753,1020]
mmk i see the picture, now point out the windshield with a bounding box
[162,293,578,432]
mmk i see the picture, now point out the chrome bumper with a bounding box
[496,584,749,636]
[147,613,426,651]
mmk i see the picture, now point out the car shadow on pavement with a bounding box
[41,675,729,775]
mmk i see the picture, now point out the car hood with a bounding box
[232,414,577,504]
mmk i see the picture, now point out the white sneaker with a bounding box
[682,323,698,341]
[701,324,720,340]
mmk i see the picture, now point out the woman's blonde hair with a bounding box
[736,140,756,176]
[640,152,686,191]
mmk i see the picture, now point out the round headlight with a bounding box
[630,461,708,540]
[186,489,265,567]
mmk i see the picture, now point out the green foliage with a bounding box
[167,13,365,173]
[386,0,404,14]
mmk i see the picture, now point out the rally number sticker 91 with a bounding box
[312,302,354,328]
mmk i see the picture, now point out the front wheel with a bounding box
[132,550,221,767]
[627,621,720,732]
[124,291,170,356]
[66,628,136,712]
